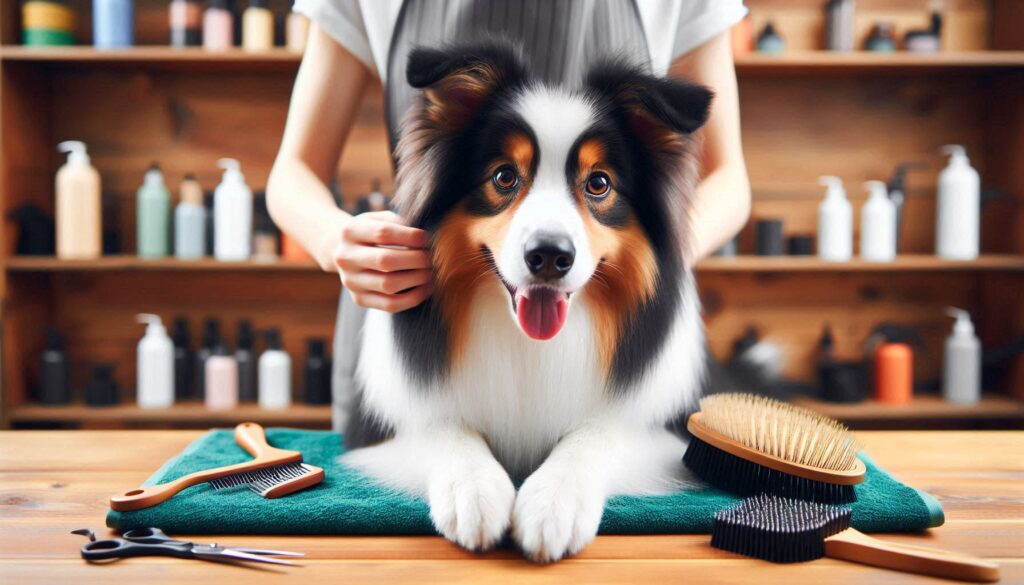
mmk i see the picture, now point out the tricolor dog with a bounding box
[341,41,714,562]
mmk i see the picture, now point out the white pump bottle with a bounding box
[860,180,896,262]
[214,158,253,261]
[936,145,980,260]
[943,307,981,405]
[136,313,174,408]
[817,176,852,262]
[55,141,103,259]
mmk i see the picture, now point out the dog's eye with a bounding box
[492,166,519,192]
[585,172,611,199]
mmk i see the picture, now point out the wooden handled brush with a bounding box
[684,393,866,503]
[110,422,324,512]
[713,494,1000,582]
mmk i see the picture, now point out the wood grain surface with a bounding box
[0,431,1021,584]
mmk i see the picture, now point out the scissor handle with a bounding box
[121,526,179,545]
[80,538,193,561]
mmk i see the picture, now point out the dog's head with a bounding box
[393,41,711,373]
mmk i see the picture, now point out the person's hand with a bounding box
[334,211,433,312]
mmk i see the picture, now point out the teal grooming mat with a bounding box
[107,428,944,534]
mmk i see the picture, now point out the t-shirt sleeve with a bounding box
[672,0,748,59]
[293,0,378,74]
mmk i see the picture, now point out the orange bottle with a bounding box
[875,343,913,405]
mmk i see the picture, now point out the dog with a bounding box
[341,41,714,562]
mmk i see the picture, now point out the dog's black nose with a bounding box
[524,233,575,280]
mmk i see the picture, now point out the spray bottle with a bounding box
[936,145,980,260]
[860,180,896,262]
[213,158,253,261]
[817,176,852,262]
[136,314,174,408]
[55,141,102,259]
[943,307,981,405]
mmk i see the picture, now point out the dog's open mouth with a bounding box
[483,246,571,341]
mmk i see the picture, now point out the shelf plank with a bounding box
[5,254,1024,273]
[9,401,332,426]
[795,395,1024,422]
[2,47,1022,75]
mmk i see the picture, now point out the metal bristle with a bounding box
[209,462,314,496]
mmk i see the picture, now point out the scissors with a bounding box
[73,527,303,567]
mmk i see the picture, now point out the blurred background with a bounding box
[1,0,1022,431]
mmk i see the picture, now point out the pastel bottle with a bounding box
[203,0,234,51]
[205,343,239,410]
[93,0,134,48]
[213,158,253,261]
[242,0,274,51]
[56,141,102,259]
[136,314,174,409]
[259,329,292,409]
[174,174,207,259]
[817,176,852,262]
[196,318,220,399]
[936,145,980,260]
[137,164,171,258]
[860,180,896,262]
[943,308,981,405]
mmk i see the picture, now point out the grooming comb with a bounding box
[683,393,866,503]
[712,494,999,582]
[110,422,324,511]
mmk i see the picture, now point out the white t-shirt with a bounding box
[295,0,747,81]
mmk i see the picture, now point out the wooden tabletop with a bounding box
[1,431,1021,584]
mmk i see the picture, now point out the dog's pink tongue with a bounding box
[516,288,568,340]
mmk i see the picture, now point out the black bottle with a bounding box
[303,339,332,405]
[172,317,194,401]
[85,364,120,406]
[235,320,257,402]
[39,329,70,405]
[196,318,220,400]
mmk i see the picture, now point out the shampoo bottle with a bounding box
[817,176,852,262]
[242,0,274,51]
[205,343,239,410]
[172,317,194,400]
[303,339,331,404]
[235,320,257,402]
[93,0,134,48]
[203,0,234,51]
[259,329,292,409]
[196,318,220,399]
[39,328,71,405]
[860,180,896,262]
[174,174,207,259]
[936,145,980,260]
[213,158,253,261]
[56,141,102,259]
[943,307,981,405]
[136,314,174,409]
[136,163,171,258]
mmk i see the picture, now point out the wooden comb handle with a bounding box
[825,528,1000,582]
[110,423,301,512]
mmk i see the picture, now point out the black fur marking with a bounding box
[343,383,395,450]
[406,41,528,91]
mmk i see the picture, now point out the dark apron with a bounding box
[332,0,652,431]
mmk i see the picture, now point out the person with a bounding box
[267,0,751,428]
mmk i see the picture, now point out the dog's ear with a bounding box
[406,42,527,129]
[585,60,712,151]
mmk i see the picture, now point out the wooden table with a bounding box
[1,431,1021,584]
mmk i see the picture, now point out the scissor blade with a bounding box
[204,548,299,566]
[228,548,305,557]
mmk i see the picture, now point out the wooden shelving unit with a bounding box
[7,401,332,429]
[796,395,1024,430]
[1,0,1022,430]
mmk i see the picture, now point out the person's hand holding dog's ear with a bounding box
[334,211,433,312]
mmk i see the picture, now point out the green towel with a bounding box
[107,428,944,535]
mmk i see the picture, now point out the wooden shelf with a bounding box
[8,401,332,428]
[696,254,1024,272]
[795,395,1024,429]
[2,47,1022,75]
[6,254,1023,274]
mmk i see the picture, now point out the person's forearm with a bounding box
[267,158,351,271]
[690,161,751,260]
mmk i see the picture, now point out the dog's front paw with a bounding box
[427,456,516,552]
[512,464,605,562]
